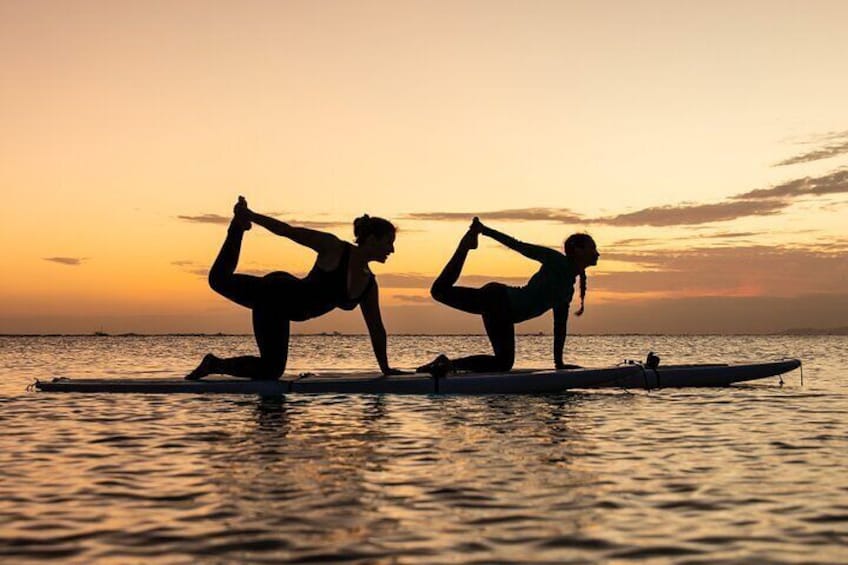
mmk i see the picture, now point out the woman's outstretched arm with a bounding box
[247,210,341,254]
[360,281,407,376]
[476,219,558,263]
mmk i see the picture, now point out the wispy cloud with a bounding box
[392,294,432,304]
[403,208,582,223]
[702,231,761,239]
[179,266,277,278]
[776,130,848,166]
[296,221,352,230]
[403,200,786,228]
[377,272,529,289]
[43,257,86,266]
[177,213,231,225]
[596,245,847,296]
[177,213,350,230]
[591,199,786,227]
[733,169,848,200]
[612,232,761,247]
[403,169,846,228]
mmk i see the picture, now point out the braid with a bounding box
[564,232,594,317]
[575,270,587,316]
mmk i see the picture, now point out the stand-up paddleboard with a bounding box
[34,366,637,395]
[32,359,801,395]
[586,358,802,389]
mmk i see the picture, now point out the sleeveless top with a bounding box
[505,254,578,323]
[294,243,375,320]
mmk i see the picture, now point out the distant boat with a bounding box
[93,331,109,337]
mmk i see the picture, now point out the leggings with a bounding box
[207,225,290,380]
[430,241,515,372]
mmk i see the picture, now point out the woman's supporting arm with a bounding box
[553,303,569,369]
[360,281,405,375]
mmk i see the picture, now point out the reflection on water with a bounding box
[0,335,846,562]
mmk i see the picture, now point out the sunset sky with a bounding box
[2,0,847,334]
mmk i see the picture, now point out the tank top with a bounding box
[505,254,577,323]
[297,243,375,319]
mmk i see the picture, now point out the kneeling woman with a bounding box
[187,197,406,380]
[419,217,599,375]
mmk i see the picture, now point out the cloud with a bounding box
[403,208,582,223]
[403,167,848,229]
[377,272,529,289]
[392,294,432,304]
[702,231,761,239]
[595,245,847,296]
[591,199,787,227]
[609,237,673,248]
[43,257,86,266]
[405,201,787,228]
[732,169,848,200]
[177,213,231,224]
[181,266,275,278]
[177,213,350,230]
[612,169,848,227]
[297,221,352,230]
[776,131,848,166]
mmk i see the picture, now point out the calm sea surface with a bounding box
[0,335,846,563]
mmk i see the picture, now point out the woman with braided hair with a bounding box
[186,196,408,380]
[418,217,599,376]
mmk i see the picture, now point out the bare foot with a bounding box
[186,353,217,381]
[232,196,252,231]
[459,229,478,250]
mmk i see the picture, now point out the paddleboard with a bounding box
[32,359,801,395]
[586,358,802,389]
[34,366,638,395]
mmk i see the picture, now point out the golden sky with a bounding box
[2,0,847,334]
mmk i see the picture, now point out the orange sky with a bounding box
[2,1,847,334]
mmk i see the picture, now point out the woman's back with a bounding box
[506,254,576,323]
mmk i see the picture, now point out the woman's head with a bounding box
[563,233,599,316]
[564,233,599,269]
[354,215,396,263]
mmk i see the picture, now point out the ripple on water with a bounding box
[0,335,847,562]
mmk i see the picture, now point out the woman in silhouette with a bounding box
[187,197,406,380]
[419,217,599,375]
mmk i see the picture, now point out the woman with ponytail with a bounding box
[186,197,407,380]
[419,218,599,375]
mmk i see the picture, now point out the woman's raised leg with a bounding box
[430,228,486,314]
[208,216,263,309]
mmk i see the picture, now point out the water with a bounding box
[1,335,846,563]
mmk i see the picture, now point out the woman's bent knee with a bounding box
[496,358,514,372]
[430,282,446,303]
[257,359,286,380]
[208,270,227,294]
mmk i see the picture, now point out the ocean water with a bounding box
[0,334,846,564]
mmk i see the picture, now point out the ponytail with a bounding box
[575,270,586,316]
[353,214,396,244]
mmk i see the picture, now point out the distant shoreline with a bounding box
[2,330,847,338]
